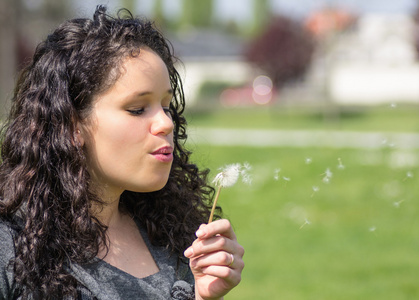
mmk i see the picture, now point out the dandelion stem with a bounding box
[208,185,222,223]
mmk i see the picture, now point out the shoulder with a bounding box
[0,219,18,299]
[0,220,17,261]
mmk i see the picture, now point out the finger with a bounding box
[199,265,242,287]
[196,219,236,241]
[190,251,234,269]
[186,235,237,258]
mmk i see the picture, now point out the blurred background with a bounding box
[2,0,419,299]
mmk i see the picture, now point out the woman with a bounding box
[0,6,244,300]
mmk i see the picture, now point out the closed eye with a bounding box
[127,108,145,116]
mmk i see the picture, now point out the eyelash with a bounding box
[127,108,145,116]
[127,107,171,116]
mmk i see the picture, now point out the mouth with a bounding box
[150,146,174,163]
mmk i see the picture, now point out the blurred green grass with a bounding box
[186,106,419,299]
[186,104,419,132]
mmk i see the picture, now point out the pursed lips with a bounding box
[150,146,174,162]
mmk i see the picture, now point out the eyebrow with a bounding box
[136,89,173,97]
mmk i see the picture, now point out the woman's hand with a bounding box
[184,219,245,300]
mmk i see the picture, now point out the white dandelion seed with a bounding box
[390,103,397,108]
[403,171,414,181]
[240,162,253,185]
[281,176,291,187]
[369,226,376,232]
[311,186,319,197]
[274,168,281,181]
[305,157,312,164]
[337,158,345,170]
[393,200,404,208]
[300,219,311,229]
[322,168,333,183]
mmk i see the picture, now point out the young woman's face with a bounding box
[81,48,174,197]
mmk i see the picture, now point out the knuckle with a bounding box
[238,245,245,256]
[223,252,231,264]
[233,274,242,286]
[221,219,231,228]
[217,237,227,248]
[221,267,233,279]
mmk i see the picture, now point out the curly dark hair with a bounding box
[0,5,217,299]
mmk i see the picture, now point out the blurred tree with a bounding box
[121,0,136,13]
[0,0,20,116]
[152,0,166,28]
[245,15,315,88]
[180,0,213,29]
[413,2,419,59]
[251,0,270,35]
[0,0,71,116]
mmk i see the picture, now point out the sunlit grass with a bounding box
[189,144,419,299]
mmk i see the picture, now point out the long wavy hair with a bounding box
[0,6,216,299]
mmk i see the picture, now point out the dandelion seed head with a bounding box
[213,163,241,187]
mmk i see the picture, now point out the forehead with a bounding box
[94,48,171,100]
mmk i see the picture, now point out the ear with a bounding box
[74,126,85,147]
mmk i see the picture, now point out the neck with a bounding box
[91,187,125,228]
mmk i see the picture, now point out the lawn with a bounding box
[186,103,419,132]
[186,106,419,299]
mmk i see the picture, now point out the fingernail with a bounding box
[184,247,193,258]
[196,229,205,238]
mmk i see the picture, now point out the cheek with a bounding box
[89,113,149,159]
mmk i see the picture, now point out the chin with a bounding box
[129,178,170,193]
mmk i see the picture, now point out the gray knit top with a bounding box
[0,220,195,299]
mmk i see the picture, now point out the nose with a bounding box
[150,107,174,136]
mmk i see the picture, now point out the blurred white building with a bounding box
[326,14,419,105]
[170,30,253,104]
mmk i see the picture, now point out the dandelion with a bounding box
[369,226,376,233]
[311,186,319,197]
[337,158,345,170]
[322,168,333,183]
[305,157,312,164]
[390,103,397,108]
[208,163,243,223]
[212,163,241,188]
